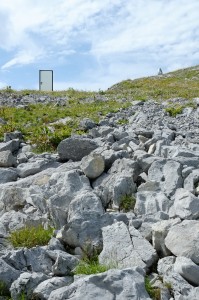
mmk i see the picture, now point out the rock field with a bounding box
[0,94,199,299]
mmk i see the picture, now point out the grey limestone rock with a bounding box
[0,168,18,183]
[48,267,151,300]
[93,171,136,208]
[169,188,199,220]
[135,191,171,216]
[67,190,104,222]
[148,159,183,197]
[0,258,21,288]
[10,272,49,300]
[165,220,199,264]
[57,137,99,161]
[0,186,29,216]
[81,154,105,179]
[33,277,73,300]
[152,218,181,256]
[174,256,199,286]
[0,150,16,167]
[99,221,157,270]
[47,250,79,276]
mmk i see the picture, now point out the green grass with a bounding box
[8,224,54,248]
[165,101,196,117]
[108,65,199,101]
[0,281,10,298]
[119,195,136,212]
[0,97,131,152]
[145,277,161,300]
[73,259,110,275]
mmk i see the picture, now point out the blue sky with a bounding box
[0,0,199,91]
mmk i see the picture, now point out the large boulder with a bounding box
[169,188,199,220]
[148,159,183,197]
[10,272,49,300]
[152,218,181,256]
[99,221,157,270]
[48,268,151,300]
[0,258,21,288]
[57,137,99,161]
[134,191,171,216]
[46,170,91,228]
[93,172,136,208]
[33,277,73,300]
[174,256,199,286]
[165,220,199,264]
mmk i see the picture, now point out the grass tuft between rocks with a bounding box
[119,195,136,212]
[8,224,54,249]
[145,277,161,300]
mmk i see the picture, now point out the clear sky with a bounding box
[0,0,198,91]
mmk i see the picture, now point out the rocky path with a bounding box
[0,96,199,299]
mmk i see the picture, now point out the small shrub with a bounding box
[145,277,161,300]
[119,195,136,212]
[165,105,184,116]
[8,224,54,248]
[117,118,129,125]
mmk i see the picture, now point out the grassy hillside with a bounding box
[108,65,199,101]
[0,65,199,152]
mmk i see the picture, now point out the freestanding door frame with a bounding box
[39,70,53,91]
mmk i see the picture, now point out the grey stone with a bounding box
[184,169,199,194]
[0,150,16,167]
[108,158,141,182]
[170,188,199,220]
[48,267,151,300]
[152,218,181,256]
[0,186,28,216]
[135,191,171,216]
[165,220,199,264]
[4,131,23,142]
[47,169,91,228]
[33,277,73,300]
[148,159,183,197]
[67,190,104,222]
[57,137,99,161]
[174,256,199,286]
[0,139,20,153]
[0,168,18,183]
[79,118,96,130]
[0,258,21,288]
[93,172,136,209]
[81,154,105,179]
[10,272,49,300]
[57,212,115,249]
[47,250,79,275]
[99,221,157,270]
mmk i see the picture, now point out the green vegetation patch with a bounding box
[119,195,136,212]
[0,280,10,298]
[145,277,161,300]
[0,96,130,152]
[74,259,109,275]
[8,224,54,248]
[108,65,199,101]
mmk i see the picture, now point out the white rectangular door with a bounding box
[39,70,53,91]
